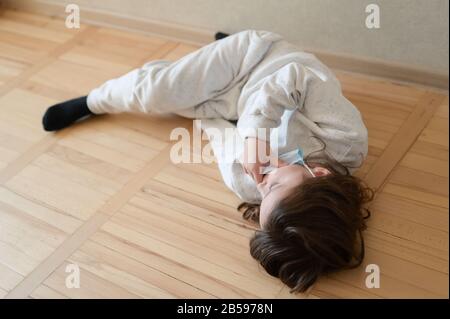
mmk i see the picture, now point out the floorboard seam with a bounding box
[5,144,173,298]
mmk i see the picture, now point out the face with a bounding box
[257,164,331,228]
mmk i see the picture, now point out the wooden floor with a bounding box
[0,10,448,299]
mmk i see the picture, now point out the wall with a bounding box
[4,0,449,76]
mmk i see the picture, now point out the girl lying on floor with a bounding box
[42,30,374,294]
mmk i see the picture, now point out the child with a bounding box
[42,30,374,293]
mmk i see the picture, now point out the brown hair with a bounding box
[238,139,374,293]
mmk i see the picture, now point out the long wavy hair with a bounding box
[238,137,374,293]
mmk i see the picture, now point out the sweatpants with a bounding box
[86,30,280,120]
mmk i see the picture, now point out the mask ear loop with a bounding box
[303,163,316,178]
[296,148,316,178]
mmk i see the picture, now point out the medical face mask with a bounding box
[260,148,316,177]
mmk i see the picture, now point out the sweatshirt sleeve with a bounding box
[299,71,369,165]
[237,62,308,141]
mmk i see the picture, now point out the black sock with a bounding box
[42,96,93,131]
[215,32,230,41]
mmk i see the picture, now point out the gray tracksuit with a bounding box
[87,30,368,203]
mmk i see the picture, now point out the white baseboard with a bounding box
[3,0,448,90]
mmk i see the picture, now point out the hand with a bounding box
[242,137,272,183]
